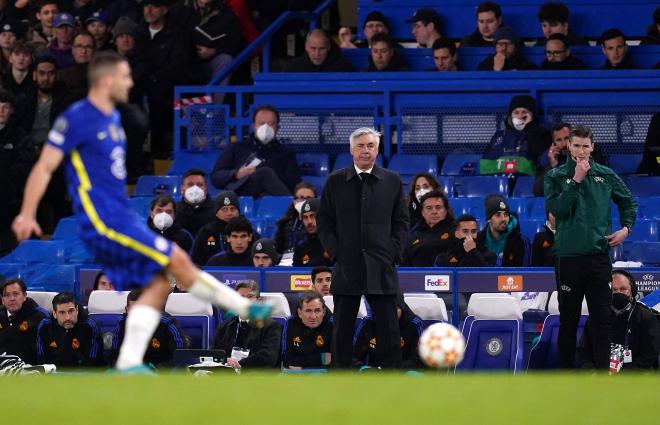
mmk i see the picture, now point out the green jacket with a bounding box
[544,158,637,257]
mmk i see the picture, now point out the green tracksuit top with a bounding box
[544,158,637,257]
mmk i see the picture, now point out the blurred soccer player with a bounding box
[12,51,271,372]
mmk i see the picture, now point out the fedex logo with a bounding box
[424,275,450,291]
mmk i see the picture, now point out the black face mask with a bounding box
[611,293,633,316]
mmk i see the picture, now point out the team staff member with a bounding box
[36,291,103,368]
[317,127,409,369]
[293,198,332,267]
[544,124,637,370]
[283,292,333,369]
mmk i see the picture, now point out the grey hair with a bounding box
[349,127,381,147]
[235,280,260,298]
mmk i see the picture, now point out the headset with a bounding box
[612,269,638,300]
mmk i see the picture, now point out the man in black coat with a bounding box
[317,127,409,368]
[213,281,281,369]
[147,194,194,254]
[477,26,537,71]
[0,279,49,364]
[211,105,301,197]
[176,168,216,236]
[279,29,353,73]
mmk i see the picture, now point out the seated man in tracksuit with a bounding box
[206,216,255,266]
[476,195,531,266]
[293,198,332,267]
[36,291,103,368]
[532,211,556,266]
[112,288,189,368]
[434,214,492,267]
[283,291,333,369]
[352,294,425,369]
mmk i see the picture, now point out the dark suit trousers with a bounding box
[332,294,402,369]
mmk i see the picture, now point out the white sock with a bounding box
[115,305,161,370]
[188,271,249,317]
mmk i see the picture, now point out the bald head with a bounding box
[305,29,330,66]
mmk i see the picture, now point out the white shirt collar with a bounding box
[354,164,373,175]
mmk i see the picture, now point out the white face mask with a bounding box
[415,187,432,202]
[255,124,275,144]
[294,201,305,215]
[153,212,173,231]
[512,117,526,131]
[184,185,205,204]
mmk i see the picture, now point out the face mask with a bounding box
[512,117,526,131]
[294,201,305,215]
[611,293,633,316]
[184,185,205,204]
[153,212,173,231]
[256,124,275,144]
[415,188,432,202]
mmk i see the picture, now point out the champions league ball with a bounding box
[418,322,466,368]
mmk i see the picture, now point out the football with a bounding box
[418,322,466,368]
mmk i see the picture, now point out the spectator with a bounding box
[191,190,243,265]
[252,238,279,267]
[212,280,281,369]
[536,2,588,46]
[348,11,391,48]
[540,33,587,70]
[532,210,556,266]
[402,190,455,266]
[188,19,236,90]
[92,272,114,291]
[482,95,551,176]
[533,122,607,196]
[640,6,660,45]
[476,195,531,266]
[636,112,660,175]
[274,181,316,256]
[63,0,100,23]
[2,40,35,96]
[338,26,357,49]
[406,172,441,226]
[112,287,188,368]
[293,198,331,267]
[283,292,332,369]
[0,89,32,255]
[478,26,537,71]
[352,294,424,369]
[430,38,460,71]
[434,214,492,267]
[0,279,49,364]
[36,291,103,368]
[211,105,301,197]
[206,216,255,266]
[600,28,637,70]
[26,0,59,53]
[140,0,188,158]
[182,1,244,58]
[176,169,215,236]
[461,1,502,47]
[311,266,332,297]
[147,194,194,254]
[85,11,112,51]
[47,12,76,69]
[579,270,660,370]
[58,31,95,103]
[113,16,141,58]
[365,32,406,72]
[280,29,353,72]
[0,19,19,74]
[405,8,442,48]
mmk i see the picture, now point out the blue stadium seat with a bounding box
[134,175,182,198]
[527,315,587,370]
[623,241,660,265]
[255,196,293,219]
[127,196,153,218]
[637,197,660,219]
[450,197,485,218]
[529,198,547,219]
[51,216,79,240]
[302,176,327,194]
[456,319,524,372]
[441,154,481,176]
[167,150,221,175]
[608,154,642,175]
[625,176,660,197]
[3,240,67,263]
[26,264,77,293]
[512,176,535,197]
[89,313,122,338]
[238,196,254,218]
[626,220,658,242]
[333,153,383,171]
[507,198,533,220]
[174,316,210,349]
[0,262,26,281]
[519,219,545,240]
[388,154,438,177]
[435,175,454,197]
[453,176,508,198]
[297,153,330,177]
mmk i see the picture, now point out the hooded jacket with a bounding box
[476,214,531,267]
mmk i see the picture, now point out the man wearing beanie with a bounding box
[206,216,255,266]
[475,195,531,266]
[252,238,280,267]
[545,124,636,370]
[293,198,332,267]
[354,11,391,48]
[477,26,537,71]
[191,190,259,265]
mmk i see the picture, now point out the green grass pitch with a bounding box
[4,372,658,425]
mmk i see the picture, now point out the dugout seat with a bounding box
[526,314,588,370]
[27,291,57,313]
[453,176,508,198]
[404,296,448,326]
[165,293,213,349]
[88,291,129,338]
[323,295,369,318]
[260,292,292,319]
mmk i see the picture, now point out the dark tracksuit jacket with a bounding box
[293,233,332,267]
[532,225,555,267]
[402,218,455,266]
[283,314,333,368]
[0,298,49,364]
[36,307,103,367]
[206,247,254,267]
[434,235,493,267]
